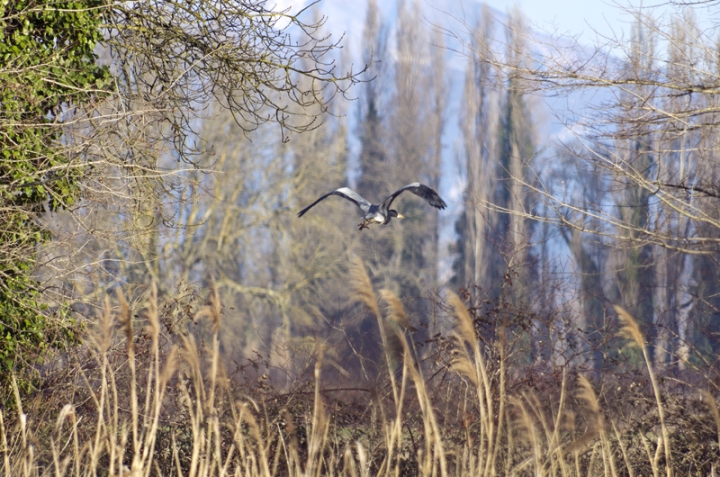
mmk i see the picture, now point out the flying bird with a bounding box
[297,182,447,230]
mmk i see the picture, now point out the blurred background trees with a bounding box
[1,0,360,384]
[6,0,720,389]
[454,1,720,374]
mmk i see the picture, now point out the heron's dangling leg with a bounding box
[358,220,370,231]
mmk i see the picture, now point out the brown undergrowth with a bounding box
[2,259,720,476]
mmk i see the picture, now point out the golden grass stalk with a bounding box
[278,408,300,475]
[404,341,448,477]
[562,375,601,459]
[576,375,600,417]
[117,288,133,355]
[450,357,479,386]
[547,368,568,459]
[611,420,636,477]
[509,395,542,476]
[96,295,113,354]
[577,374,619,477]
[0,409,8,477]
[205,285,222,420]
[145,280,160,342]
[701,390,720,457]
[574,374,617,477]
[614,305,672,477]
[379,289,409,373]
[10,375,31,477]
[525,392,566,476]
[197,280,222,335]
[116,288,141,470]
[654,435,664,477]
[306,355,330,477]
[446,291,498,476]
[349,256,400,410]
[87,295,112,468]
[615,305,644,348]
[180,334,205,477]
[138,282,174,477]
[378,289,411,477]
[375,287,443,475]
[356,442,369,477]
[236,402,272,477]
[342,445,358,477]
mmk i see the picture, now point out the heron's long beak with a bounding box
[396,213,405,219]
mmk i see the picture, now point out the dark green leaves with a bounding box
[0,0,112,389]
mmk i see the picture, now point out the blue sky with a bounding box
[293,0,717,47]
[480,0,717,43]
[484,0,628,41]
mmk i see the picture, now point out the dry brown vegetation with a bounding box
[2,258,719,477]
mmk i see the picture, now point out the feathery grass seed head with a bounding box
[145,281,160,342]
[117,289,133,354]
[447,291,476,346]
[96,295,113,353]
[614,305,645,348]
[450,357,479,386]
[577,374,600,416]
[379,289,411,330]
[197,282,222,335]
[349,255,380,318]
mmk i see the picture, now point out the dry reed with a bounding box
[615,305,672,477]
[0,266,716,476]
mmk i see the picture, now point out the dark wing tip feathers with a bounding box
[297,191,333,218]
[297,204,313,218]
[432,196,448,210]
[410,183,447,210]
[379,183,447,213]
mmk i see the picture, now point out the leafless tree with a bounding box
[455,6,500,289]
[448,1,720,368]
[33,0,365,313]
[454,9,538,301]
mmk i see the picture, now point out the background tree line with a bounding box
[5,0,720,389]
[452,1,720,375]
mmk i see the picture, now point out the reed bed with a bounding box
[1,261,719,476]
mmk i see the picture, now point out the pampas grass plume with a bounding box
[614,305,645,348]
[349,255,380,319]
[447,291,476,346]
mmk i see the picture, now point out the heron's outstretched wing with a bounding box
[297,187,372,217]
[380,183,447,212]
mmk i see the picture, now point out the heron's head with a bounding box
[390,210,404,219]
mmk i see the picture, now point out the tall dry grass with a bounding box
[1,261,719,476]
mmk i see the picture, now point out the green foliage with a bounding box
[0,273,79,391]
[0,0,111,382]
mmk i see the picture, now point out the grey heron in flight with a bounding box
[297,182,447,230]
